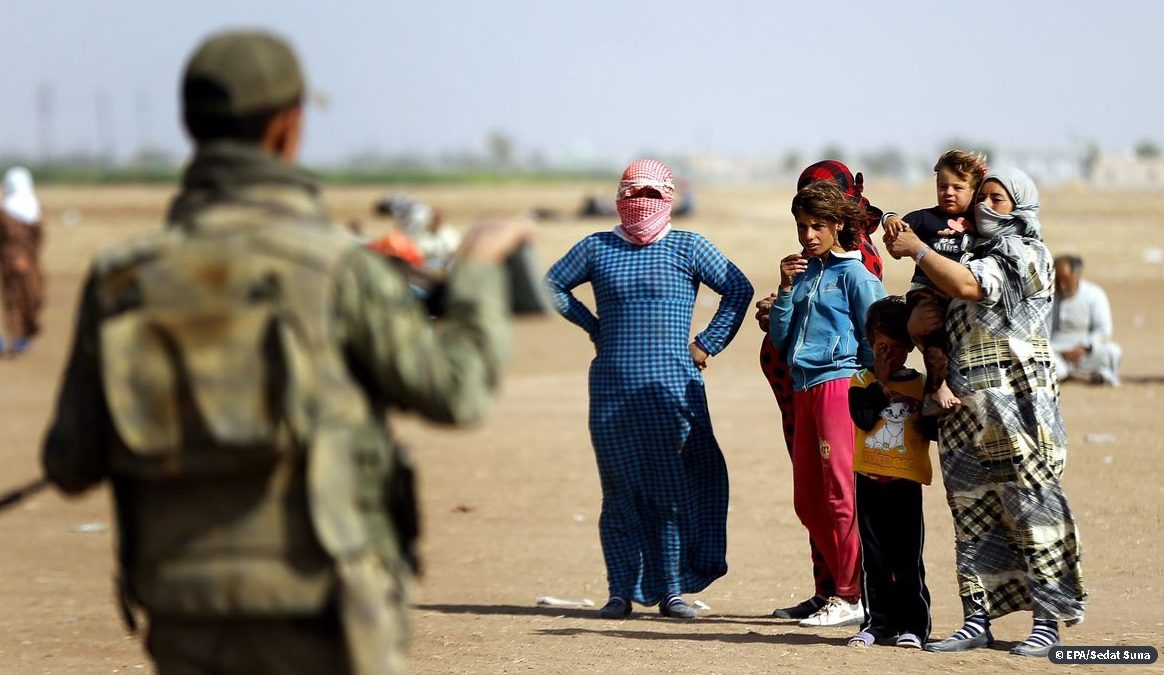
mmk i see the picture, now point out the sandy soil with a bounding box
[1,183,1161,674]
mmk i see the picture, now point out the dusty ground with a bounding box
[1,182,1162,674]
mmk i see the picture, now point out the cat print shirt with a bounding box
[849,368,932,485]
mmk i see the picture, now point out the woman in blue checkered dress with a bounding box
[545,160,753,619]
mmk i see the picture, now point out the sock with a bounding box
[1019,619,1059,648]
[948,612,989,640]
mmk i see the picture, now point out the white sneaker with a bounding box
[797,597,864,627]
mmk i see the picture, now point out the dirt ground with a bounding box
[1,182,1162,674]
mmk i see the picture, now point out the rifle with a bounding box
[0,478,48,512]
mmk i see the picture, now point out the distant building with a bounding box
[988,150,1088,187]
[1089,155,1164,190]
[674,154,786,186]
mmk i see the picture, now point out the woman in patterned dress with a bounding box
[545,159,753,619]
[883,168,1085,657]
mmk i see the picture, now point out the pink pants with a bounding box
[791,377,861,598]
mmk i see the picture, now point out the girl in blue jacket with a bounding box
[769,181,886,628]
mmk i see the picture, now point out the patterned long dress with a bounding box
[940,236,1086,623]
[546,229,753,605]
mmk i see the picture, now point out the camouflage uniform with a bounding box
[42,31,510,675]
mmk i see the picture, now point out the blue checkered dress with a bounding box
[545,229,753,604]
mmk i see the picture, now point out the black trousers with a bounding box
[855,473,931,641]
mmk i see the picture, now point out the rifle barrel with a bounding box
[0,478,49,511]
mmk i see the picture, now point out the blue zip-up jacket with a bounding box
[768,251,886,391]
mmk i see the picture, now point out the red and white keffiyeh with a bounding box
[615,159,675,246]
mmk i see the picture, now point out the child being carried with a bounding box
[883,151,986,414]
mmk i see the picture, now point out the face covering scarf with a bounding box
[971,167,1043,324]
[973,167,1042,241]
[615,159,675,246]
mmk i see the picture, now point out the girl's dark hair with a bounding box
[790,181,867,250]
[865,295,911,345]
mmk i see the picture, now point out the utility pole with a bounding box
[135,91,151,162]
[36,82,54,163]
[95,90,115,165]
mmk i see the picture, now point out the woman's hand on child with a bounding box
[882,228,924,260]
[779,253,808,290]
[883,216,911,240]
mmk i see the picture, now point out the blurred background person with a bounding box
[376,194,462,271]
[672,179,696,218]
[0,166,46,355]
[577,193,617,218]
[1052,254,1121,386]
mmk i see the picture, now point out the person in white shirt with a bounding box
[405,204,462,271]
[1052,255,1121,385]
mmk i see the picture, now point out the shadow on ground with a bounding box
[415,603,836,631]
[531,626,850,646]
[1119,375,1164,384]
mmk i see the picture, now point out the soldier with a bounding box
[41,30,530,675]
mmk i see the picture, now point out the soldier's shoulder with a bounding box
[253,219,363,272]
[91,228,182,278]
[91,220,364,281]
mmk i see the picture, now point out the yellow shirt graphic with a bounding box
[850,369,932,485]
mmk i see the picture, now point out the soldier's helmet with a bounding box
[182,30,305,120]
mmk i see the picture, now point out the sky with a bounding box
[1,0,1160,166]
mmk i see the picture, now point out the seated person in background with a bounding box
[1052,254,1121,385]
[375,194,462,270]
[405,204,462,270]
[578,194,617,218]
[366,229,425,268]
[673,180,696,218]
[367,196,439,306]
